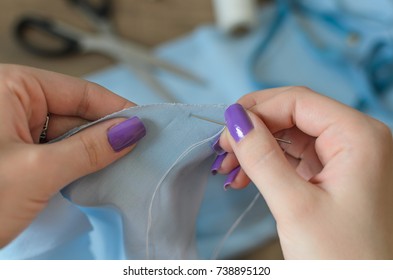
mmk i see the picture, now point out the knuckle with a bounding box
[0,65,19,88]
[347,117,392,171]
[291,86,315,95]
[282,191,319,224]
[0,64,15,77]
[360,117,392,147]
[76,83,95,116]
[239,139,278,174]
[278,86,317,103]
[22,147,45,170]
[373,119,391,140]
[0,65,7,81]
[79,135,104,170]
[371,119,393,156]
[249,146,277,170]
[0,146,44,192]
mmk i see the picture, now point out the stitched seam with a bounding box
[50,104,228,143]
[145,131,222,259]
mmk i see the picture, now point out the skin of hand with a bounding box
[216,86,393,259]
[0,64,145,248]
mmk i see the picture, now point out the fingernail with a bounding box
[224,166,241,190]
[224,103,253,142]
[211,153,227,175]
[107,117,146,152]
[211,135,226,155]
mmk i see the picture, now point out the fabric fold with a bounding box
[61,104,227,259]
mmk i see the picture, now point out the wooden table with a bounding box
[0,0,215,76]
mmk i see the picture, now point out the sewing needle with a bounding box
[190,113,292,144]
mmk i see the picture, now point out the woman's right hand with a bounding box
[217,86,393,259]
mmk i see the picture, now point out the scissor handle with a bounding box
[67,0,111,19]
[14,16,81,57]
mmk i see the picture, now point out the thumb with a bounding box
[223,104,309,216]
[44,116,146,193]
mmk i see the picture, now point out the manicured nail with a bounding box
[224,103,254,142]
[224,166,241,190]
[211,135,226,155]
[211,152,227,175]
[107,116,146,152]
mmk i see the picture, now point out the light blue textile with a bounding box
[59,104,275,259]
[2,0,393,260]
[61,104,228,259]
[0,194,93,259]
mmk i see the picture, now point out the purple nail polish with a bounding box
[107,117,146,152]
[211,135,226,155]
[211,152,227,175]
[224,103,254,142]
[224,166,241,190]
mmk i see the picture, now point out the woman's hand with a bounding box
[0,64,145,247]
[216,86,393,259]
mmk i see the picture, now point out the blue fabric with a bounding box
[60,104,275,259]
[61,104,228,259]
[249,0,393,124]
[0,194,93,259]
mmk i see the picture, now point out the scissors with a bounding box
[14,0,204,102]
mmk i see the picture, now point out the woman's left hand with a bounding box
[0,64,144,247]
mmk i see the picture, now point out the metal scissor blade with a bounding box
[115,39,205,86]
[131,66,178,103]
[148,57,205,86]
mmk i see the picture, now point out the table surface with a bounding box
[0,0,283,260]
[0,0,216,76]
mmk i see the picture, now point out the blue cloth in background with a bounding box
[249,0,393,125]
[2,0,393,259]
[84,1,393,127]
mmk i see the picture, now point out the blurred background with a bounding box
[0,0,214,76]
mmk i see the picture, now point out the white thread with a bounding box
[211,192,260,260]
[145,133,220,259]
[213,0,258,35]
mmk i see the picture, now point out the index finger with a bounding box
[233,86,375,167]
[24,65,135,120]
[238,86,364,137]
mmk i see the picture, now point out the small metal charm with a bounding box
[39,114,50,143]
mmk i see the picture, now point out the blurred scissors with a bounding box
[14,0,204,102]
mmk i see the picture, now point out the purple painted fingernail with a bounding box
[211,152,227,175]
[224,103,254,142]
[107,116,146,152]
[211,135,226,155]
[224,166,241,190]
